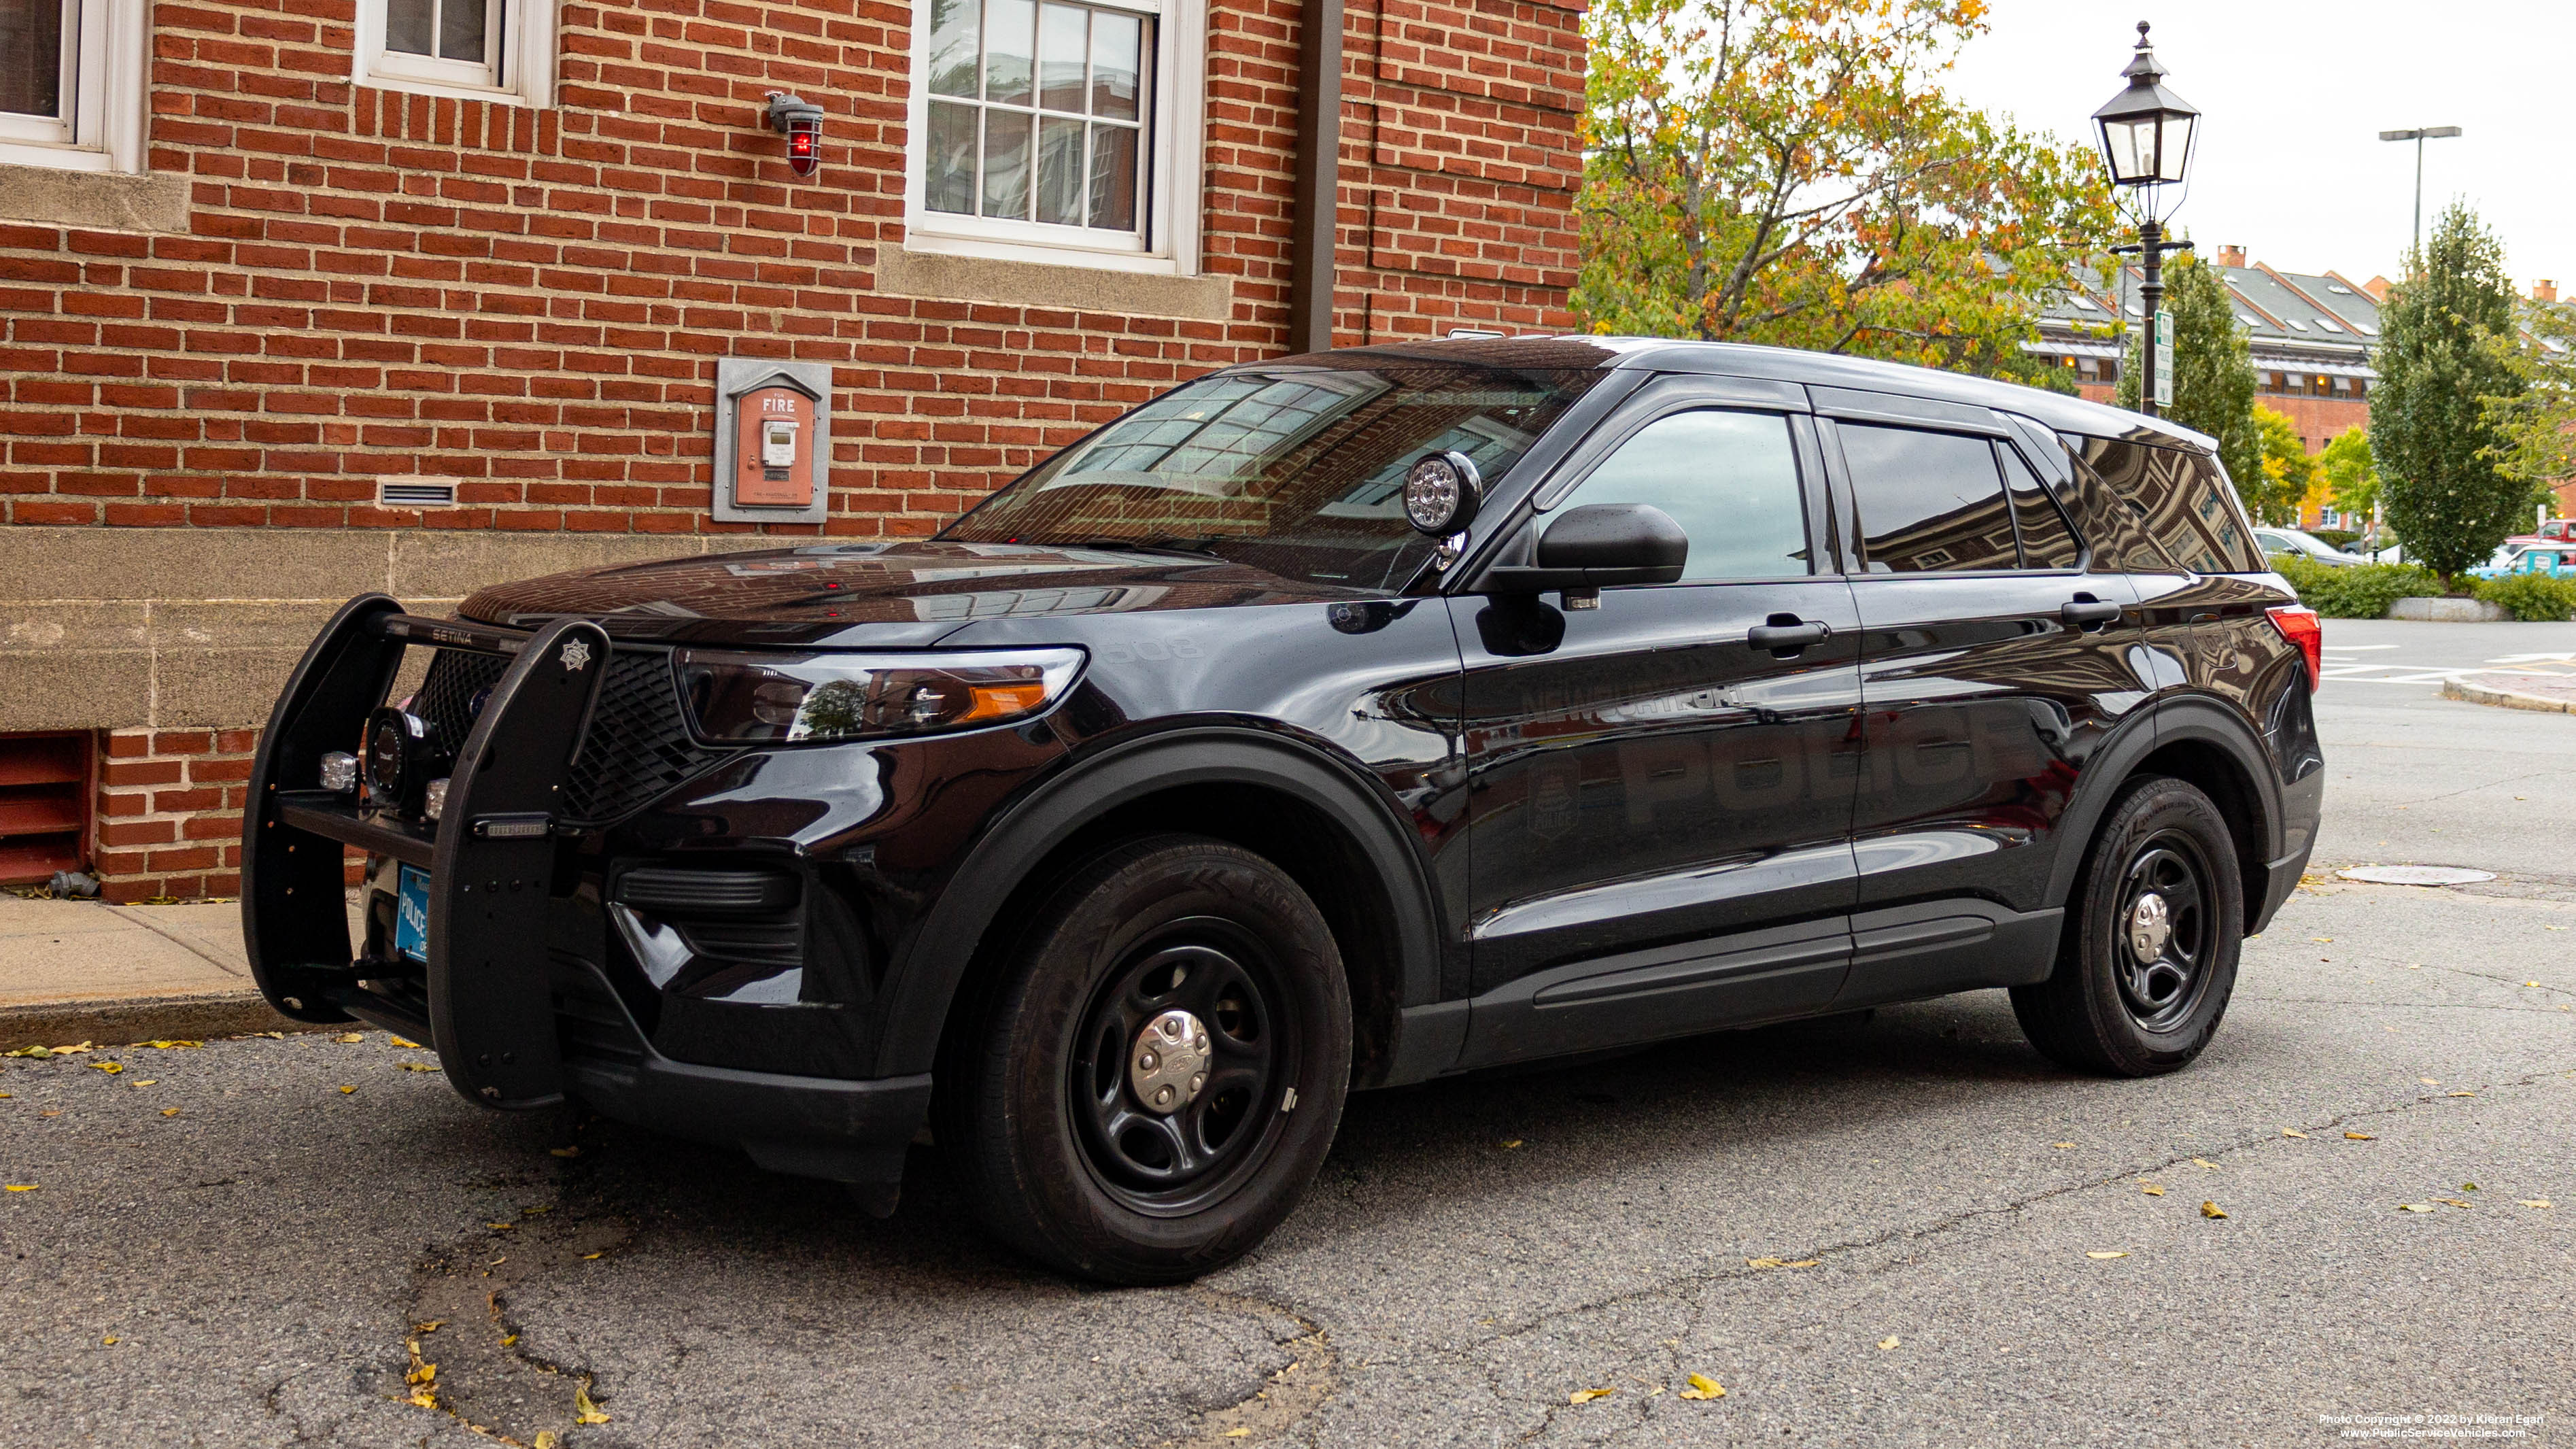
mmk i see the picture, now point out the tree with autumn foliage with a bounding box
[1575,0,2117,375]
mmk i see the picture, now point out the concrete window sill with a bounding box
[873,246,1234,322]
[0,165,190,233]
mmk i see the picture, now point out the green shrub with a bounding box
[2270,555,2444,618]
[2471,572,2576,621]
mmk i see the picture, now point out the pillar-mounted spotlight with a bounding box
[764,92,824,178]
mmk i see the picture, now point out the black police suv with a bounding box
[245,337,2324,1283]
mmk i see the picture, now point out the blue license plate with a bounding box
[395,865,431,963]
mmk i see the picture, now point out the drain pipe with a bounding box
[1285,0,1345,354]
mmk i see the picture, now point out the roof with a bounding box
[1269,336,2217,452]
[2031,254,2385,377]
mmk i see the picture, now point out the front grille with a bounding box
[411,644,734,826]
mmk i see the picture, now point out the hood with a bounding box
[456,540,1383,645]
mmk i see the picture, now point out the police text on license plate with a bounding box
[396,864,431,962]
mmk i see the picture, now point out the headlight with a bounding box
[675,647,1086,745]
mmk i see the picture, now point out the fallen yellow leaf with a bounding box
[160,1107,179,1117]
[102,1335,118,1345]
[1746,1257,1787,1269]
[2140,1184,2164,1196]
[500,1334,518,1347]
[390,1036,423,1049]
[549,1146,581,1157]
[2518,1199,2552,1209]
[2085,1250,2128,1259]
[581,1251,604,1260]
[1678,1371,1725,1400]
[2281,1129,2307,1139]
[1500,1140,1523,1149]
[2201,1201,2227,1219]
[2436,1197,2473,1209]
[1568,1387,1613,1404]
[2050,1141,2077,1149]
[2399,1203,2435,1213]
[2420,1078,2439,1086]
[1877,1336,1900,1350]
[2310,937,2331,943]
[89,1061,123,1074]
[486,1222,515,1231]
[1223,1431,1251,1439]
[2447,1090,2475,1097]
[2527,982,2543,988]
[400,1063,438,1072]
[407,1390,437,1409]
[414,1320,445,1333]
[337,1033,365,1044]
[2193,1159,2220,1170]
[0,1092,10,1098]
[407,1362,437,1386]
[250,1031,284,1039]
[574,1384,611,1425]
[139,1040,200,1050]
[534,1434,560,1449]
[5,1184,37,1192]
[337,1086,356,1094]
[2346,1132,2375,1140]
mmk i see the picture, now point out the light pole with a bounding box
[2093,22,2201,420]
[2377,126,2461,260]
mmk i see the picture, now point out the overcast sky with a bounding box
[1941,0,2571,296]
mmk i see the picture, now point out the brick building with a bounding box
[0,0,1587,898]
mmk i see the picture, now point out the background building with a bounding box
[0,0,1587,898]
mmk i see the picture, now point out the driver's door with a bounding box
[1448,388,1864,1067]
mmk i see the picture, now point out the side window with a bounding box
[1997,443,2083,569]
[2074,438,2256,573]
[1838,424,2017,573]
[1555,409,1809,583]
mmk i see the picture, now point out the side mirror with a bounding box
[1475,504,1688,594]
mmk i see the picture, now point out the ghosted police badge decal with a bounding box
[560,638,592,672]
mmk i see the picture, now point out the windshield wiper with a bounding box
[1074,535,1225,558]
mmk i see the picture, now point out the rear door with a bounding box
[1450,380,1864,1066]
[1821,398,2145,1006]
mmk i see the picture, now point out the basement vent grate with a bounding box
[377,479,460,507]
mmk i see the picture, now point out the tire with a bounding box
[2012,775,2244,1077]
[936,834,1352,1284]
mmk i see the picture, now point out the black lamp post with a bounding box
[2093,22,2201,418]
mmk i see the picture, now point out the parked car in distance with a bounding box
[242,337,2326,1284]
[2254,527,2367,567]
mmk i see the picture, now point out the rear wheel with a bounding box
[937,835,1350,1284]
[2012,776,2244,1076]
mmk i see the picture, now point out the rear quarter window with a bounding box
[2070,438,2263,573]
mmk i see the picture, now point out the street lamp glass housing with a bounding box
[2092,27,2199,188]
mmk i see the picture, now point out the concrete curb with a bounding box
[0,989,324,1052]
[2443,677,2576,715]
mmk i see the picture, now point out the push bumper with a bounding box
[242,596,929,1204]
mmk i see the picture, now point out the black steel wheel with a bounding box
[937,834,1350,1284]
[2012,775,2244,1076]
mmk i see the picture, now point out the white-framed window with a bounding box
[354,0,557,107]
[904,0,1205,274]
[0,0,147,172]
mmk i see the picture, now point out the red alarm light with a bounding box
[764,92,824,179]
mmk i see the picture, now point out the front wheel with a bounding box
[937,835,1351,1284]
[2012,775,2244,1076]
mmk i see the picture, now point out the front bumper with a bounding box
[242,596,931,1198]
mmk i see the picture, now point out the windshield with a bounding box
[940,359,1610,590]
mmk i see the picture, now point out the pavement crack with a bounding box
[1165,1284,1340,1448]
[397,1192,635,1446]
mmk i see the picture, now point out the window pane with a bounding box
[1037,3,1087,112]
[1557,410,1808,583]
[1999,444,2082,569]
[1840,424,2017,573]
[1088,123,1137,231]
[439,0,489,63]
[927,0,980,97]
[1090,10,1140,119]
[924,100,979,214]
[0,0,64,118]
[983,0,1034,105]
[980,108,1032,219]
[2072,438,2256,572]
[1035,115,1086,224]
[383,0,434,57]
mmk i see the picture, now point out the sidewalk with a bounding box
[0,894,358,1050]
[2444,670,2576,715]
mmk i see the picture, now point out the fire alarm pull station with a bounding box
[712,357,833,524]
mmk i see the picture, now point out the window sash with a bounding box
[918,0,1155,241]
[370,0,506,88]
[0,0,94,146]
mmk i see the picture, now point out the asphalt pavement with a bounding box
[4,620,2574,1448]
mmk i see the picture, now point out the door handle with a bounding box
[1747,617,1831,654]
[2061,595,2123,632]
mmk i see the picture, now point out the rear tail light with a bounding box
[2266,604,2321,690]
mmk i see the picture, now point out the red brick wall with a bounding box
[0,0,1582,539]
